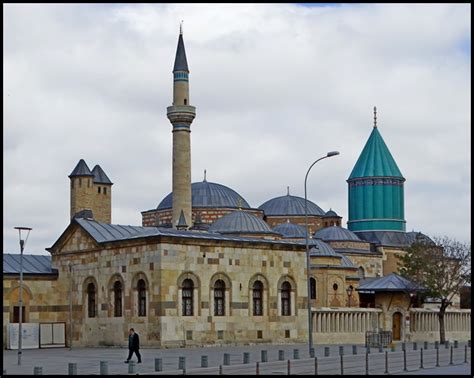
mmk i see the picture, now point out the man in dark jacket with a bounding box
[124,328,142,363]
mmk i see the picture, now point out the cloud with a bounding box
[3,3,470,254]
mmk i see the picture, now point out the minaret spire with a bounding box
[373,106,377,128]
[180,20,183,35]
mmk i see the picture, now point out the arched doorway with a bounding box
[392,312,402,340]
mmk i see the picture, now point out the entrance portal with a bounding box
[392,312,402,340]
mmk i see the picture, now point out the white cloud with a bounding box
[3,3,471,254]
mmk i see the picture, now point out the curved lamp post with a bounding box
[305,151,339,355]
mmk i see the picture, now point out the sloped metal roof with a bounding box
[3,254,56,275]
[313,226,361,242]
[348,127,403,180]
[173,32,189,72]
[357,273,426,293]
[69,159,93,177]
[208,210,278,235]
[272,221,307,238]
[355,230,409,247]
[258,194,325,216]
[158,181,251,210]
[92,165,113,184]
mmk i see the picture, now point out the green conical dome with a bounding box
[349,127,403,179]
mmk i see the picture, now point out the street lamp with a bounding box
[304,151,339,356]
[14,226,32,366]
[346,285,354,308]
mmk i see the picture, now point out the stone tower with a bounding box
[167,27,196,228]
[347,108,406,233]
[69,159,113,223]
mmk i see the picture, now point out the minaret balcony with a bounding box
[167,105,196,124]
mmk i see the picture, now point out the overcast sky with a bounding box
[4,3,471,255]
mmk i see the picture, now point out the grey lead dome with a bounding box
[258,194,325,216]
[208,210,279,235]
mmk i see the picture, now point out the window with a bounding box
[330,221,334,226]
[253,281,263,316]
[98,187,101,194]
[182,279,194,316]
[281,281,291,316]
[12,306,26,323]
[310,278,316,300]
[333,283,338,291]
[104,187,107,195]
[137,279,146,317]
[79,178,82,187]
[214,280,225,316]
[358,267,365,279]
[113,281,122,317]
[87,283,96,318]
[184,98,187,105]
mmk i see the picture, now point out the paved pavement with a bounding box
[3,341,471,375]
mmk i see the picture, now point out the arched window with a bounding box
[137,279,146,316]
[281,281,291,316]
[253,281,263,316]
[214,280,225,316]
[182,279,194,316]
[310,278,316,300]
[184,98,187,105]
[98,187,101,194]
[87,282,96,318]
[113,281,122,317]
[358,267,365,279]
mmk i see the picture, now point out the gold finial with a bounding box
[180,20,183,35]
[287,186,290,196]
[374,106,377,128]
[203,169,207,182]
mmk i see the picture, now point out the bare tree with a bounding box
[398,235,471,344]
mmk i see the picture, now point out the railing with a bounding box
[365,330,392,347]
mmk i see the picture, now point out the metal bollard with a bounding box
[201,355,208,368]
[436,346,440,367]
[179,356,186,370]
[365,352,369,375]
[128,361,136,374]
[223,353,230,366]
[413,342,417,350]
[100,361,108,375]
[33,367,43,375]
[68,363,77,375]
[261,350,268,362]
[435,341,439,349]
[278,350,285,361]
[384,351,388,374]
[454,340,459,348]
[367,345,371,354]
[219,365,223,375]
[340,354,344,375]
[378,345,383,353]
[287,360,291,375]
[314,357,318,375]
[450,346,454,365]
[465,345,468,363]
[293,349,299,359]
[339,346,344,356]
[420,348,424,369]
[352,345,357,355]
[402,342,406,351]
[445,340,450,349]
[403,349,407,371]
[324,346,330,357]
[310,347,315,358]
[155,358,162,372]
[243,352,250,364]
[256,362,260,375]
[424,341,428,350]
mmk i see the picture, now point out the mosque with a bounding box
[3,29,470,349]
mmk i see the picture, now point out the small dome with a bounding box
[405,231,435,246]
[258,194,325,216]
[208,210,278,235]
[313,226,361,242]
[158,181,250,210]
[339,255,355,267]
[309,239,337,256]
[273,220,307,238]
[324,209,339,217]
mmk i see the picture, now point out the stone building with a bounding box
[3,28,470,349]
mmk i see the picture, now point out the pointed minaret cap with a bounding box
[92,165,113,185]
[173,24,189,73]
[177,209,188,230]
[69,159,94,178]
[373,106,377,128]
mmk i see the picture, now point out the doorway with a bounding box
[392,312,402,340]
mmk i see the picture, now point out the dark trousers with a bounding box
[126,348,141,362]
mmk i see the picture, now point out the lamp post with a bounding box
[14,226,32,366]
[346,285,354,308]
[304,151,339,355]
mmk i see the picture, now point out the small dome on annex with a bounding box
[272,220,307,239]
[313,225,361,242]
[208,210,279,236]
[309,239,338,256]
[405,231,435,246]
[324,209,339,217]
[157,180,250,210]
[258,192,325,216]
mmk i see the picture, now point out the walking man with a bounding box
[124,328,142,363]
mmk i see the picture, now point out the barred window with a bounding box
[281,281,291,316]
[114,281,122,317]
[214,280,225,316]
[310,278,316,300]
[253,281,263,316]
[182,279,194,316]
[137,279,146,317]
[87,282,96,318]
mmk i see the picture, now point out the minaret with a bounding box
[167,25,196,228]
